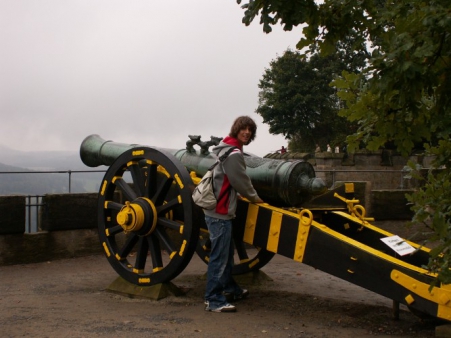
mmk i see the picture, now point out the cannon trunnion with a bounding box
[80,134,451,323]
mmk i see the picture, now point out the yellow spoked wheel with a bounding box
[97,147,201,286]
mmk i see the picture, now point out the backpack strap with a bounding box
[207,147,237,171]
[218,146,237,162]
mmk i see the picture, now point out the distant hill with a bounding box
[0,146,89,171]
[0,146,106,195]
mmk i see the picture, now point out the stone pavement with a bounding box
[0,251,436,337]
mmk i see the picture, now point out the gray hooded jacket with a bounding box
[203,139,261,220]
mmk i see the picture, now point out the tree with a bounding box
[256,50,347,152]
[257,42,366,152]
[257,50,346,152]
[237,0,451,284]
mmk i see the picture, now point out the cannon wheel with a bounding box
[97,146,200,286]
[196,200,275,275]
[196,229,275,275]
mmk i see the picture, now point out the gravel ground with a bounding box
[0,248,441,338]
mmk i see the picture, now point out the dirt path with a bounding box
[0,250,439,338]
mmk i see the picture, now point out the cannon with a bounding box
[80,134,327,207]
[80,134,451,323]
[80,134,327,282]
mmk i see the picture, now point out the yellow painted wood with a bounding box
[243,204,259,244]
[267,211,282,253]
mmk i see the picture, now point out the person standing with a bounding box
[203,115,264,313]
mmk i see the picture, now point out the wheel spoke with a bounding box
[134,237,149,271]
[114,177,138,201]
[154,226,176,254]
[157,217,183,232]
[145,163,158,199]
[157,197,180,215]
[118,233,139,258]
[232,224,249,260]
[128,162,146,196]
[105,201,123,211]
[147,234,163,269]
[235,240,249,261]
[153,176,174,205]
[106,225,123,236]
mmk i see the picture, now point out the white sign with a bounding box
[380,235,416,256]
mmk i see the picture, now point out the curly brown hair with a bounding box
[229,116,257,145]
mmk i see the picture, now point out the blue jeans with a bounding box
[204,216,242,309]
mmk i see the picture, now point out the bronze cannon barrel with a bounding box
[80,134,326,207]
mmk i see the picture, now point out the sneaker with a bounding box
[205,303,236,313]
[224,289,249,302]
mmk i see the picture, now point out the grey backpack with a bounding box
[192,147,236,210]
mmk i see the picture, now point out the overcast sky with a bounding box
[1,0,303,157]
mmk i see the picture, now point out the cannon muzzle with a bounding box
[80,134,327,207]
[80,134,143,167]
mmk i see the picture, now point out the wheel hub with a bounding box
[116,198,157,234]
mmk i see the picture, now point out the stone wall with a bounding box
[267,148,430,170]
[0,193,100,266]
[370,190,414,220]
[0,229,101,265]
[0,195,26,234]
[266,149,428,190]
[40,193,98,231]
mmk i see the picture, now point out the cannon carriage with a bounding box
[80,134,451,323]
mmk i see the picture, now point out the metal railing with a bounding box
[1,168,410,233]
[0,169,107,193]
[25,195,44,233]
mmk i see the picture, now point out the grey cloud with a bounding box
[0,0,298,157]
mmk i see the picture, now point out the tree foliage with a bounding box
[257,48,362,152]
[237,0,451,284]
